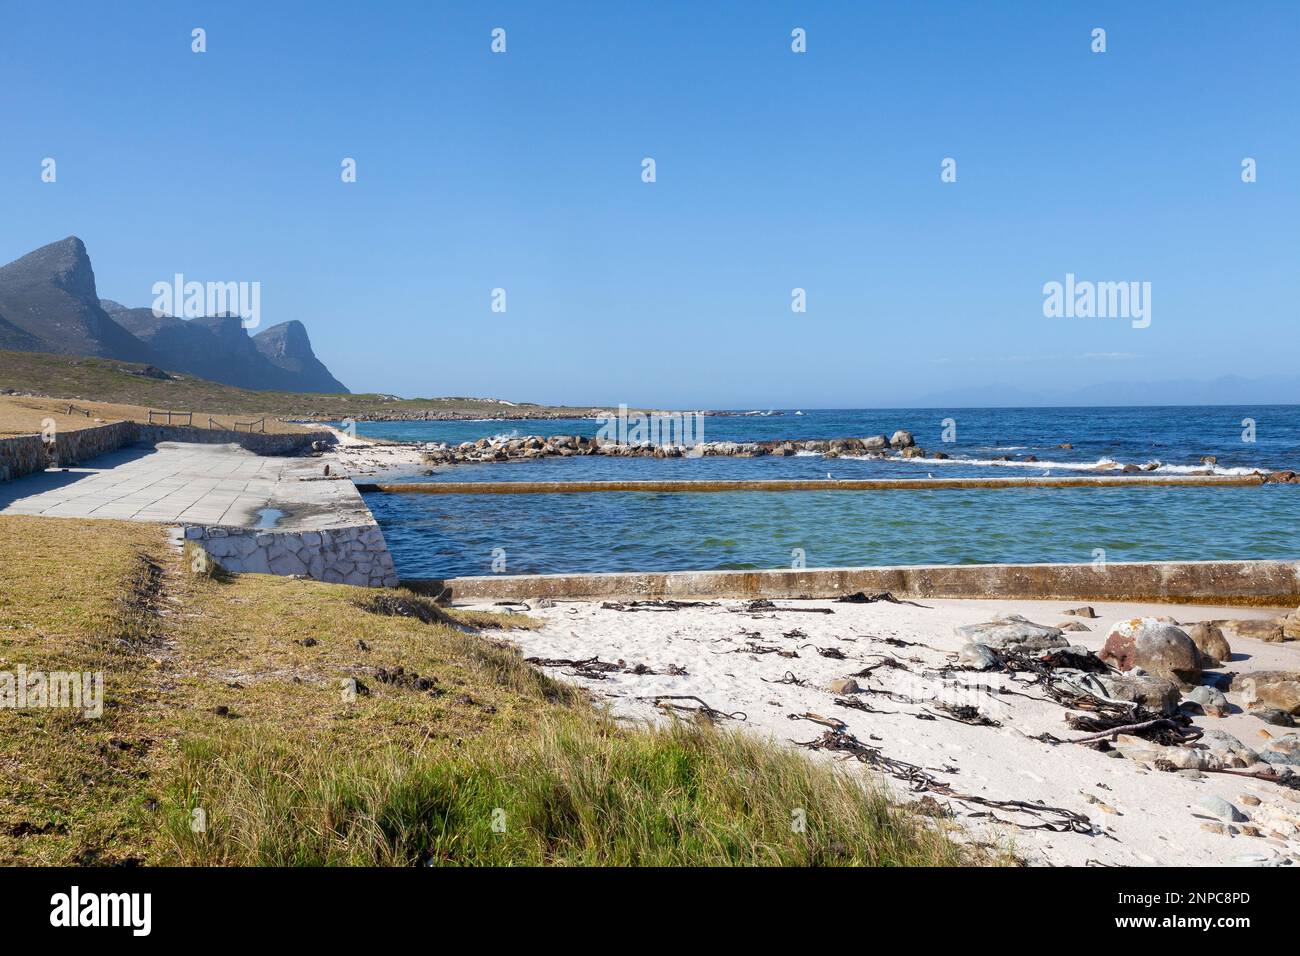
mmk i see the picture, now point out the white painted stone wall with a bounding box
[184,523,399,588]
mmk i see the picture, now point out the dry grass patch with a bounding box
[0,515,985,867]
[0,394,308,438]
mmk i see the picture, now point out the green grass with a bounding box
[0,515,983,867]
[166,714,968,866]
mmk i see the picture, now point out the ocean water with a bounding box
[353,406,1300,578]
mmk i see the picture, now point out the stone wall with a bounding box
[0,422,334,481]
[50,421,140,467]
[184,523,399,588]
[137,425,334,456]
[0,435,47,482]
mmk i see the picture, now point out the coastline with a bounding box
[475,595,1300,867]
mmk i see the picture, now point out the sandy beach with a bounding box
[468,595,1300,867]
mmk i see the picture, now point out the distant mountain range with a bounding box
[0,237,348,393]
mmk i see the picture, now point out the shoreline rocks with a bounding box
[1099,618,1202,686]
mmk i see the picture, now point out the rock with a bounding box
[828,678,860,695]
[889,430,914,449]
[953,615,1067,652]
[1183,621,1231,667]
[1094,671,1182,715]
[1215,618,1288,643]
[901,446,926,458]
[1259,734,1300,766]
[1239,794,1262,807]
[1283,609,1300,642]
[1238,671,1300,715]
[1201,821,1227,835]
[1199,730,1258,768]
[1113,736,1221,768]
[1249,704,1297,727]
[1063,606,1098,618]
[1197,795,1248,823]
[862,434,889,450]
[1182,685,1230,718]
[1099,618,1201,686]
[1060,621,1091,632]
[957,642,1000,671]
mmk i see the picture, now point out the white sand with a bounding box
[321,427,425,479]
[468,595,1300,867]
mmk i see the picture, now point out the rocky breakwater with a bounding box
[421,429,929,466]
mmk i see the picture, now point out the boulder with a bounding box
[889,430,914,449]
[1060,621,1091,632]
[901,446,925,458]
[1094,671,1181,715]
[1237,671,1300,715]
[1112,736,1220,769]
[1248,704,1297,727]
[1182,685,1229,718]
[1099,618,1201,686]
[1283,609,1300,642]
[828,677,860,695]
[1214,618,1288,643]
[957,643,1000,671]
[862,435,889,450]
[1182,621,1231,667]
[1063,606,1098,618]
[1198,729,1258,767]
[953,615,1067,652]
[1197,795,1248,823]
[1259,734,1300,767]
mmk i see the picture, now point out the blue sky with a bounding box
[2,2,1296,406]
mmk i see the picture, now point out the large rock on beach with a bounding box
[1182,685,1229,717]
[1094,671,1182,715]
[957,642,1000,671]
[1237,671,1300,715]
[1099,618,1201,686]
[889,430,914,449]
[1214,618,1288,643]
[1199,730,1258,767]
[1182,621,1232,667]
[953,615,1067,653]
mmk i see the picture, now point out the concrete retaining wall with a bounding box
[416,559,1300,608]
[185,523,399,588]
[0,435,48,482]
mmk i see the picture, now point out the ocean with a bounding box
[353,406,1300,578]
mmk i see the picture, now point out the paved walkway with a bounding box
[0,441,371,530]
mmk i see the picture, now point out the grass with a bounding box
[0,515,981,867]
[0,348,601,422]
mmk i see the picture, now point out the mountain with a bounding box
[0,237,155,362]
[252,321,349,393]
[0,237,348,394]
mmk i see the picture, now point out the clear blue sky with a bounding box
[3,1,1296,406]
